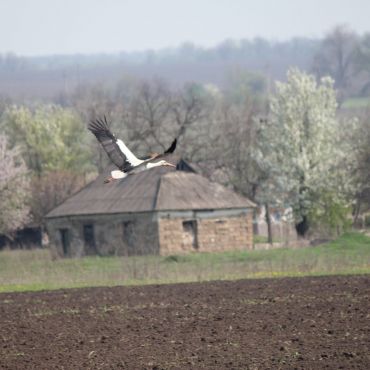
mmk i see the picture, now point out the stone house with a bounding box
[45,161,255,257]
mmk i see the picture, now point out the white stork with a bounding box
[88,116,176,183]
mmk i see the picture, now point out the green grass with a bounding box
[342,96,370,109]
[0,232,369,293]
[253,235,282,243]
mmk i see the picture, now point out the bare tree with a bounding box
[180,89,266,201]
[30,170,85,226]
[113,80,207,160]
[125,79,173,152]
[355,33,370,96]
[172,83,207,138]
[351,109,370,221]
[217,101,265,200]
[72,83,116,173]
[312,25,359,102]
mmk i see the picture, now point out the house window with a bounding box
[123,221,135,255]
[59,229,70,256]
[182,220,198,250]
[83,224,96,255]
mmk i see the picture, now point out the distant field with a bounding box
[0,232,369,293]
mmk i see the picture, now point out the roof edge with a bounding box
[45,206,254,220]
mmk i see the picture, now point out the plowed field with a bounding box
[1,275,369,369]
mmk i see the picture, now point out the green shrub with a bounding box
[308,191,352,237]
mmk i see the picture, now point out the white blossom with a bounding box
[0,134,30,235]
[255,68,354,228]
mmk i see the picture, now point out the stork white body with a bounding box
[116,139,143,167]
[88,117,177,183]
[111,160,172,179]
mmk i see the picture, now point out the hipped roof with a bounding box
[46,163,255,218]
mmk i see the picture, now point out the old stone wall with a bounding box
[158,211,253,255]
[197,213,253,252]
[46,212,159,258]
[47,209,254,258]
[158,218,190,255]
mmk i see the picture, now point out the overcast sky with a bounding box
[1,0,369,56]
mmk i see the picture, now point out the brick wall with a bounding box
[158,213,253,255]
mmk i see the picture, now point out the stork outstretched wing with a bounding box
[88,116,178,171]
[88,116,141,172]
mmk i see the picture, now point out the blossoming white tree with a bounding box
[0,134,30,236]
[256,68,353,237]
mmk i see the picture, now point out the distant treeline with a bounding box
[0,37,319,100]
[1,37,319,70]
[2,25,370,103]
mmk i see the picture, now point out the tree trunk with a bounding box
[295,215,309,237]
[352,199,361,226]
[265,203,273,244]
[296,174,309,237]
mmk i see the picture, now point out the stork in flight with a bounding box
[88,116,176,183]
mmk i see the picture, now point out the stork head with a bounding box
[158,160,176,168]
[148,160,176,169]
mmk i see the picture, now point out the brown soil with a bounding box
[0,275,369,369]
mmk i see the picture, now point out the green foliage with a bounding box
[342,97,370,109]
[2,104,92,175]
[0,105,93,224]
[308,191,352,236]
[224,67,267,104]
[253,235,269,244]
[253,235,282,244]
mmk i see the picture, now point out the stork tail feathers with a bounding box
[164,138,177,154]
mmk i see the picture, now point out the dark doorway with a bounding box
[123,221,136,255]
[83,224,97,255]
[182,220,198,250]
[59,229,70,256]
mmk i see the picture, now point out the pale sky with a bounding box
[1,0,369,56]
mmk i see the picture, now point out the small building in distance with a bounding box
[45,160,255,257]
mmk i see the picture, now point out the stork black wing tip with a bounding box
[164,138,177,154]
[88,116,116,141]
[88,116,110,131]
